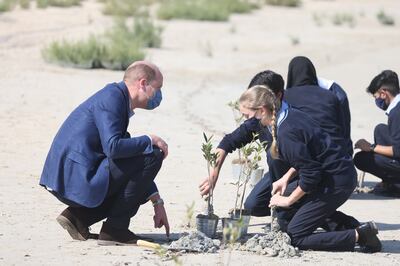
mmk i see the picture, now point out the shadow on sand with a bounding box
[381,240,400,254]
[375,222,400,231]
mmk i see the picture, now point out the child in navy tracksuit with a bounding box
[243,70,359,232]
[354,70,400,195]
[238,85,381,252]
[285,56,353,157]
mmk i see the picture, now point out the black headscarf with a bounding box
[286,56,318,89]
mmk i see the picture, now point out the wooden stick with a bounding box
[137,240,161,249]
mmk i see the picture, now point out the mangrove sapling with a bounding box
[235,133,266,218]
[201,132,218,216]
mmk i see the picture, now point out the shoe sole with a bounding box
[56,215,87,241]
[97,240,137,246]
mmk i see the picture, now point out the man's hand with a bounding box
[269,194,292,208]
[153,204,170,237]
[199,172,218,196]
[354,139,372,152]
[150,135,169,158]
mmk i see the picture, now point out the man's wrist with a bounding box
[152,198,164,207]
[370,143,377,152]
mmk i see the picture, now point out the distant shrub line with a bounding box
[42,17,162,70]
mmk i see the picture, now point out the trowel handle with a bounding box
[137,240,161,249]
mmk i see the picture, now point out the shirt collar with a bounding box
[267,100,289,132]
[317,77,334,90]
[386,94,400,115]
[128,98,135,118]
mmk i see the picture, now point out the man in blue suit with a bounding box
[40,61,170,245]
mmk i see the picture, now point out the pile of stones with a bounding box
[168,231,220,253]
[238,231,299,257]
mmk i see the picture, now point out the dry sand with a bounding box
[0,0,400,265]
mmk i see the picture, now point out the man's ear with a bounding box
[138,78,147,89]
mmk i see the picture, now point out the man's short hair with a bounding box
[123,63,156,84]
[248,70,285,97]
[367,70,399,96]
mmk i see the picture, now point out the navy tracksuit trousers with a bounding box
[354,123,400,184]
[282,185,356,251]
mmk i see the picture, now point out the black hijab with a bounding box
[286,56,318,89]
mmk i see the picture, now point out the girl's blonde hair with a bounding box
[239,85,281,159]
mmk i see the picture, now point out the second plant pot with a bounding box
[196,213,219,238]
[229,209,251,237]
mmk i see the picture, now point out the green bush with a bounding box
[36,0,83,8]
[158,0,258,21]
[265,0,301,7]
[377,10,395,26]
[42,17,162,70]
[0,0,17,12]
[99,0,155,17]
[19,0,30,9]
[42,35,106,68]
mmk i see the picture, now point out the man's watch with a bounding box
[152,198,164,207]
[370,143,377,152]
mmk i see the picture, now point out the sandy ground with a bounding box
[1,0,400,265]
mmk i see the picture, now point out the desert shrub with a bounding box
[265,0,301,7]
[36,0,83,8]
[42,17,162,70]
[157,0,258,21]
[98,0,156,16]
[377,10,395,26]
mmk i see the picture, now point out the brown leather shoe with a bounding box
[97,222,152,246]
[56,207,99,241]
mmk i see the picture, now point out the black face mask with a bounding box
[375,98,389,110]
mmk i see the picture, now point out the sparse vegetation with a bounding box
[377,9,395,26]
[158,0,258,21]
[289,35,300,46]
[332,13,356,28]
[98,0,155,17]
[312,12,323,27]
[265,0,301,7]
[36,0,83,8]
[42,16,162,70]
[0,0,83,12]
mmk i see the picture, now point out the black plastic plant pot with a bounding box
[196,214,219,238]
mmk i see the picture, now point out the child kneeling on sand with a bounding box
[241,85,381,253]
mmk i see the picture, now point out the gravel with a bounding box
[238,232,300,258]
[168,231,220,253]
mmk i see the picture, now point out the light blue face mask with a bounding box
[146,89,162,110]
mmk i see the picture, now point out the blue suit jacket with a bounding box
[40,82,155,207]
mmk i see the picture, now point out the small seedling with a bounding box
[185,201,195,228]
[154,245,182,265]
